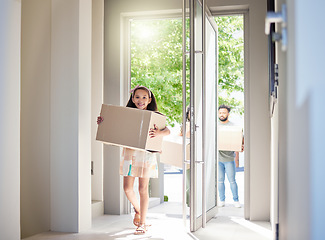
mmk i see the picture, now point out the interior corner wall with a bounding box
[21,0,51,238]
[0,1,21,240]
[21,0,93,236]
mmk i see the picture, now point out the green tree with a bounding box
[216,15,244,115]
[130,16,244,125]
[130,19,186,125]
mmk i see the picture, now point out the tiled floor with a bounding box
[194,206,272,240]
[23,202,271,240]
[23,171,272,240]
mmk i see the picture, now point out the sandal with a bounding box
[134,223,149,235]
[133,207,140,227]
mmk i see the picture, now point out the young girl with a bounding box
[97,85,170,235]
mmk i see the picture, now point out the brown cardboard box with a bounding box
[160,135,190,168]
[96,104,166,152]
[218,125,243,152]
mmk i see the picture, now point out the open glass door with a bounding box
[182,0,218,232]
[204,9,218,223]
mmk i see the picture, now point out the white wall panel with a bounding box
[21,0,51,238]
[91,0,104,204]
[0,0,21,239]
[51,0,91,232]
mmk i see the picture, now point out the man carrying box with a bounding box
[218,104,244,208]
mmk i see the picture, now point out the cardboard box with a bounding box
[160,135,190,169]
[218,125,243,152]
[96,104,166,152]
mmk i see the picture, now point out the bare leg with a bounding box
[123,176,140,214]
[138,177,150,225]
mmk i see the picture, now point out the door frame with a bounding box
[120,9,189,215]
[118,0,270,224]
[209,8,250,219]
[183,0,220,231]
[120,6,249,222]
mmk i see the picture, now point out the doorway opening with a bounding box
[215,14,245,213]
[129,18,186,215]
[129,13,244,210]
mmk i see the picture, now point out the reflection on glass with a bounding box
[205,18,217,211]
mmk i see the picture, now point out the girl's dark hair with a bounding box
[126,86,158,111]
[186,105,190,121]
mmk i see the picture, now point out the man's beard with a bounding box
[219,116,228,122]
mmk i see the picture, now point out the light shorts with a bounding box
[119,148,159,178]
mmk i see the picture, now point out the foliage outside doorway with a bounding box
[130,15,244,127]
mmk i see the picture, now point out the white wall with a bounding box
[289,1,325,237]
[50,0,79,232]
[277,0,325,239]
[0,1,21,240]
[21,0,51,238]
[20,0,92,237]
[78,0,92,231]
[91,0,104,203]
[51,0,92,232]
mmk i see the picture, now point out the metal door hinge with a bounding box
[265,4,287,51]
[275,223,279,240]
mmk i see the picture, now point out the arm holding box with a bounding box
[179,122,190,139]
[235,152,239,168]
[241,136,244,152]
[97,116,103,124]
[235,136,244,168]
[149,124,170,138]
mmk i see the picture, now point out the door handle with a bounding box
[265,4,287,51]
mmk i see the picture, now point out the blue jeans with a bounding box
[218,161,239,202]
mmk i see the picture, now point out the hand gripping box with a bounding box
[218,125,243,152]
[160,135,190,169]
[96,104,166,152]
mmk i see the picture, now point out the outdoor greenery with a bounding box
[130,19,185,125]
[216,16,244,115]
[130,15,244,125]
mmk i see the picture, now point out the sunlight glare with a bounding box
[138,25,154,40]
[230,217,272,239]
